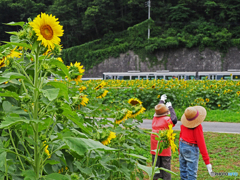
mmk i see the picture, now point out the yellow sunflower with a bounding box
[167,124,177,153]
[78,86,87,92]
[0,47,22,68]
[128,98,142,106]
[80,95,89,106]
[101,132,116,145]
[67,62,85,84]
[57,57,63,63]
[129,106,146,118]
[96,90,109,98]
[115,110,132,124]
[29,12,64,49]
[95,81,107,90]
[43,141,51,158]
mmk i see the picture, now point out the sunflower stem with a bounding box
[33,45,40,178]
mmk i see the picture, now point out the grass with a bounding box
[134,130,240,180]
[139,109,240,123]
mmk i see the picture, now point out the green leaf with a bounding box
[1,41,32,50]
[0,116,30,128]
[158,167,178,175]
[61,104,90,134]
[50,59,70,78]
[2,101,27,115]
[3,21,25,28]
[2,72,28,82]
[47,81,69,102]
[0,151,6,168]
[0,116,43,129]
[42,88,60,101]
[0,91,20,100]
[21,170,37,180]
[0,77,10,84]
[126,153,147,160]
[63,137,117,156]
[45,173,70,180]
[5,32,18,35]
[45,160,60,165]
[137,163,157,178]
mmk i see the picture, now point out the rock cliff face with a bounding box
[83,47,240,78]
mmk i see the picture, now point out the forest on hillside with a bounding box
[1,0,240,69]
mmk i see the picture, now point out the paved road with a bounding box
[139,119,240,134]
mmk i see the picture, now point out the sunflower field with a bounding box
[0,13,164,180]
[80,78,240,113]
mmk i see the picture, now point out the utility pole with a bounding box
[147,0,151,39]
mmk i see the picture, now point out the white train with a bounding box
[102,70,240,80]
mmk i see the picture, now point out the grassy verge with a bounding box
[139,109,240,123]
[135,130,240,180]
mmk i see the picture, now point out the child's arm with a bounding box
[166,102,177,125]
[194,125,210,165]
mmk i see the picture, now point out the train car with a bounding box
[102,70,240,81]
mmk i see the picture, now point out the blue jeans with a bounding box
[179,141,199,180]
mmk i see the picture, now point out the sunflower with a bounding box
[67,62,85,84]
[128,98,142,106]
[80,95,89,106]
[101,132,116,145]
[0,47,22,68]
[95,81,107,90]
[96,90,109,98]
[78,86,87,92]
[43,141,51,158]
[57,57,63,63]
[167,124,177,153]
[115,109,132,124]
[29,12,64,49]
[129,106,146,118]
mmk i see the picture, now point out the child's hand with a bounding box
[206,164,213,176]
[160,94,167,102]
[166,102,172,108]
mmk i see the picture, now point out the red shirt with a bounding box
[151,116,174,156]
[180,124,210,165]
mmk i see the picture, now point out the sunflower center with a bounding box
[130,100,139,105]
[40,25,53,40]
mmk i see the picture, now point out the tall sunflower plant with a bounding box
[138,124,178,180]
[0,13,117,179]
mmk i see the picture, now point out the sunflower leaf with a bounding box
[3,22,25,28]
[1,41,32,50]
[49,59,70,78]
[5,32,18,35]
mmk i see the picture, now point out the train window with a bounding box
[217,75,223,80]
[233,75,240,80]
[178,75,185,80]
[156,76,164,80]
[140,76,147,80]
[199,76,207,80]
[106,75,112,79]
[209,75,216,80]
[223,75,231,80]
[165,76,173,80]
[132,76,138,80]
[123,76,130,80]
[148,76,155,80]
[189,76,195,80]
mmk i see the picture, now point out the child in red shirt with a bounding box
[179,106,213,180]
[151,94,177,180]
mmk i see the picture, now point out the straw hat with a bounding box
[154,104,170,117]
[181,106,207,128]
